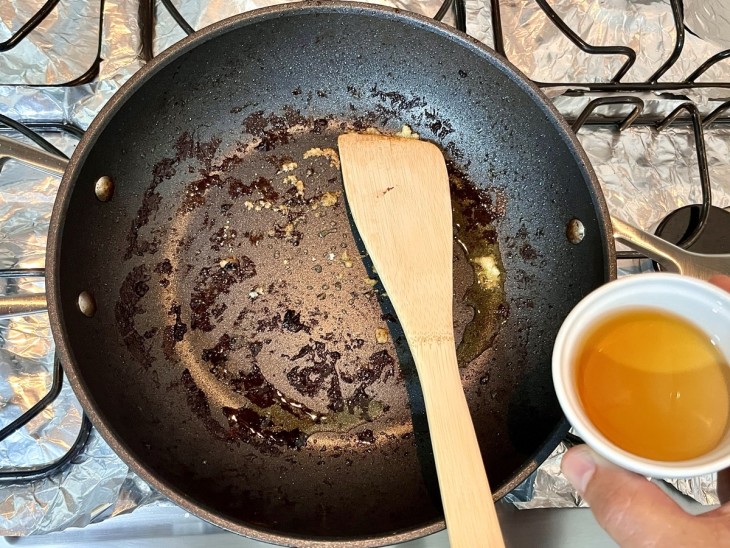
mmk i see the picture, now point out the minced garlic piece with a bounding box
[320,191,339,207]
[375,327,389,344]
[219,257,238,269]
[281,161,298,172]
[284,174,305,197]
[395,125,419,139]
[304,147,340,169]
[472,255,501,288]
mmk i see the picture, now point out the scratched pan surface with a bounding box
[48,3,615,546]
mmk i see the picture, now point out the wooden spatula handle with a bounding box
[411,337,505,548]
[338,133,504,545]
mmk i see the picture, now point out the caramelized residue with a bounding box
[115,265,154,369]
[115,96,507,453]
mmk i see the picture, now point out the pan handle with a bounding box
[0,294,48,317]
[0,136,67,176]
[611,215,730,280]
[0,136,61,319]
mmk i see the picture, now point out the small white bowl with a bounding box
[552,272,730,478]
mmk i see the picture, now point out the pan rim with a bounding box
[47,2,614,546]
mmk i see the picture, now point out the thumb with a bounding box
[561,445,691,547]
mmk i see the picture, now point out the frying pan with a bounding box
[0,2,695,546]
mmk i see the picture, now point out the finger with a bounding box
[709,275,730,293]
[562,445,691,547]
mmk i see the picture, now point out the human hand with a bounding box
[560,274,730,547]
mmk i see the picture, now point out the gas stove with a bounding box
[0,0,728,545]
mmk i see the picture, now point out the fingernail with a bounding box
[562,446,597,494]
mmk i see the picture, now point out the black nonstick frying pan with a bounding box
[0,3,616,546]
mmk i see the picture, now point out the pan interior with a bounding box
[54,6,610,544]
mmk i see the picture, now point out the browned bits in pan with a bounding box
[115,265,154,369]
[115,106,507,454]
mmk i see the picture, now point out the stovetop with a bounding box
[0,0,728,542]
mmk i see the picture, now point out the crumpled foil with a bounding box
[0,0,728,536]
[0,0,103,86]
[151,0,473,55]
[0,132,77,473]
[584,125,730,234]
[494,0,730,101]
[504,443,588,508]
[684,0,730,50]
[0,0,145,127]
[0,130,71,472]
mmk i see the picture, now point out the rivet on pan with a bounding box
[95,176,114,202]
[566,218,585,244]
[78,291,96,317]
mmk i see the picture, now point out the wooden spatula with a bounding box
[338,133,505,548]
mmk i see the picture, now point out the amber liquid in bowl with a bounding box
[575,308,730,461]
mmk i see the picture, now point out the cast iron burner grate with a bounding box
[0,120,93,481]
[0,0,105,86]
[491,0,730,92]
[655,205,730,256]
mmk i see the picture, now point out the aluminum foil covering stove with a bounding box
[0,0,729,536]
